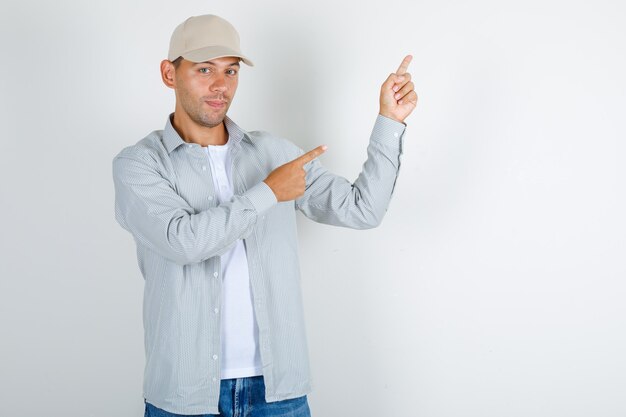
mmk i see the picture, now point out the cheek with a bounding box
[187,78,206,92]
[184,80,212,101]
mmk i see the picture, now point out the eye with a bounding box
[199,67,211,74]
[227,69,238,75]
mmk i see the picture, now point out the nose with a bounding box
[210,74,228,93]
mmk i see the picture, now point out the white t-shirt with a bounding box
[203,141,263,380]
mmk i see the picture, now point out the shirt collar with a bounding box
[162,113,249,154]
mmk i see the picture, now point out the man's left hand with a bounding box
[379,55,418,124]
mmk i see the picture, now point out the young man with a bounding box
[113,14,417,417]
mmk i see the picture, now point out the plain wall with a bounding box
[1,0,624,416]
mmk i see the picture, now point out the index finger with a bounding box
[293,145,328,166]
[396,55,413,75]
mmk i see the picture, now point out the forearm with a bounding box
[296,114,405,228]
[113,155,277,265]
[154,183,275,263]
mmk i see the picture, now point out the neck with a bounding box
[171,110,228,147]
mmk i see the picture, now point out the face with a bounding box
[170,56,240,128]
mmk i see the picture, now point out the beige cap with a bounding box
[168,15,254,66]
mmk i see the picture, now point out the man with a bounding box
[113,14,417,417]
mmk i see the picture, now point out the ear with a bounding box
[160,59,176,89]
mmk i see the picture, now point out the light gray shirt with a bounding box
[112,113,406,414]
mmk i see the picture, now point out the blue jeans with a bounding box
[144,376,311,417]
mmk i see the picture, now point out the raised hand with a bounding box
[379,55,418,124]
[263,145,328,202]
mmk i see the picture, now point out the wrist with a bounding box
[378,111,404,124]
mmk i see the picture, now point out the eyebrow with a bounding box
[195,60,240,67]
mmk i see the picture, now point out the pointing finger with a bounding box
[293,145,328,166]
[396,55,413,75]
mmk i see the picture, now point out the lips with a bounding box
[205,100,226,108]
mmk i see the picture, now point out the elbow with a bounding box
[165,218,208,265]
[156,237,204,266]
[164,217,238,265]
[351,207,385,229]
[362,213,384,229]
[350,188,387,229]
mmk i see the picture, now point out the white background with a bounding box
[1,0,625,416]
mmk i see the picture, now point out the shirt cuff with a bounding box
[372,114,406,154]
[243,181,278,214]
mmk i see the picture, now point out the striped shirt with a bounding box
[112,112,406,415]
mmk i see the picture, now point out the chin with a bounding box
[201,115,226,128]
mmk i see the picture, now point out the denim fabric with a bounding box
[144,376,311,417]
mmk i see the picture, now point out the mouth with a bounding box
[205,100,226,109]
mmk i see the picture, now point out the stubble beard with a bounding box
[178,86,231,129]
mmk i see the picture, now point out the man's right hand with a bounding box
[263,145,328,202]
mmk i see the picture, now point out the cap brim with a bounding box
[180,45,254,66]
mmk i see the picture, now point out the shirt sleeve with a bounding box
[112,152,277,265]
[295,114,406,229]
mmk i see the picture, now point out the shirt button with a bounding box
[212,354,218,360]
[188,144,193,148]
[213,272,218,278]
[208,196,214,201]
[214,308,219,314]
[393,132,399,138]
[213,377,217,382]
[202,165,206,171]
